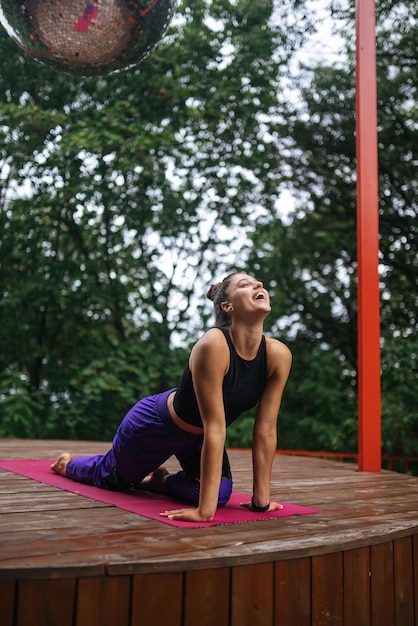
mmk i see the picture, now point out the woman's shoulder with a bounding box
[190,327,230,372]
[265,336,292,366]
[197,326,228,340]
[191,327,229,355]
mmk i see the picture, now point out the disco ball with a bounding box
[0,0,176,76]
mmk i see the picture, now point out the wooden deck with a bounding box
[1,439,418,626]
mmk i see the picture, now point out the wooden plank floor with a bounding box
[1,439,418,581]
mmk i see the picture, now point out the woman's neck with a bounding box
[228,322,264,360]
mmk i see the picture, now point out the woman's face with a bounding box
[223,273,271,317]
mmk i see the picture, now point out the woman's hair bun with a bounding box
[207,282,221,301]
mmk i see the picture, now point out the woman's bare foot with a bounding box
[136,466,169,494]
[50,453,72,477]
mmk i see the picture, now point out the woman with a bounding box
[51,272,292,523]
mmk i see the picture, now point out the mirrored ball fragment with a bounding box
[0,0,176,76]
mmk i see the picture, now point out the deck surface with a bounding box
[1,439,418,581]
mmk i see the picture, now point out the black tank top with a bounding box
[173,328,267,428]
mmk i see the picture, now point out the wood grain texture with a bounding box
[414,534,418,626]
[0,580,16,626]
[274,557,311,626]
[1,440,418,579]
[131,572,183,626]
[184,567,230,626]
[231,562,274,626]
[343,546,371,626]
[371,541,395,626]
[1,440,418,626]
[75,576,131,626]
[393,536,415,626]
[311,552,343,626]
[16,578,76,626]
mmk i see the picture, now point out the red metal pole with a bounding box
[355,0,382,471]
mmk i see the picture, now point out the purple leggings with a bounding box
[66,389,233,507]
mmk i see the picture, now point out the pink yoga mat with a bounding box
[0,459,319,528]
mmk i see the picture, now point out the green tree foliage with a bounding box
[245,0,417,455]
[1,0,416,460]
[0,0,311,439]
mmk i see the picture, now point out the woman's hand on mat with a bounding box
[160,507,214,522]
[239,500,284,512]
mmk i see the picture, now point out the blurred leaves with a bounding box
[0,0,416,461]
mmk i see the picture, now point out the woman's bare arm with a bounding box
[161,329,229,522]
[249,339,292,510]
